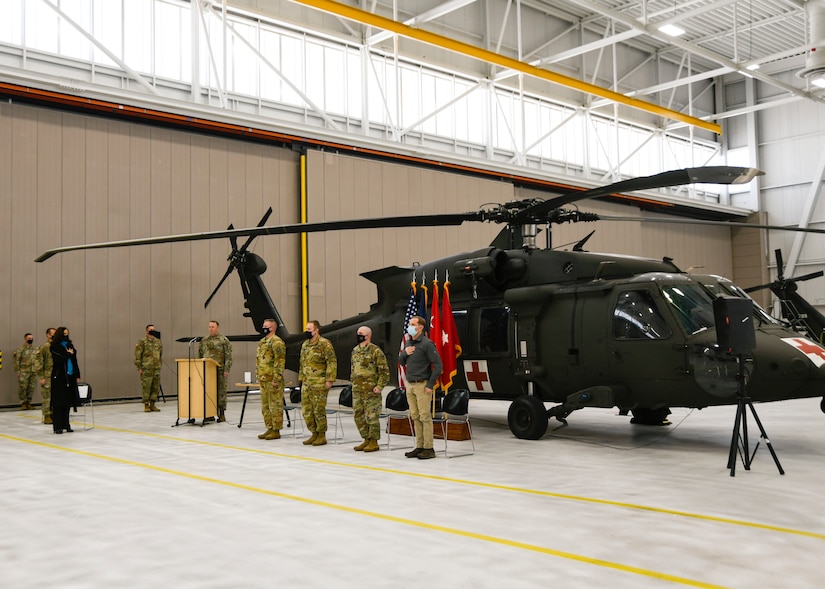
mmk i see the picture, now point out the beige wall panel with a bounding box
[305,151,510,324]
[0,105,13,388]
[0,103,301,406]
[83,117,112,393]
[107,121,135,396]
[9,107,38,360]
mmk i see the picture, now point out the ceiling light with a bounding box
[812,77,825,89]
[658,24,685,37]
[746,64,760,71]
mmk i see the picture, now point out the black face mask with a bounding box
[26,339,33,344]
[356,334,367,344]
[148,330,161,339]
[262,327,271,334]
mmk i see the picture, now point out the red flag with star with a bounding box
[440,279,462,392]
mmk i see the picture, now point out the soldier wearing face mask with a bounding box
[14,333,38,410]
[298,320,337,446]
[35,328,57,424]
[255,318,285,440]
[350,326,390,452]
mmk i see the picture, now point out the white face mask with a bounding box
[406,325,418,337]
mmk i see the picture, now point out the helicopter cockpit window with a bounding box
[613,290,672,340]
[479,307,509,353]
[660,284,716,335]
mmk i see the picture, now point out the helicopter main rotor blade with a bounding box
[516,166,764,223]
[238,207,274,254]
[204,264,237,308]
[595,215,825,236]
[35,213,478,262]
[775,249,785,281]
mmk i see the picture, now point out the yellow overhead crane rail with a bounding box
[292,0,722,135]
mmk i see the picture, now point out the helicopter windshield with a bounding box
[613,290,673,340]
[660,283,716,335]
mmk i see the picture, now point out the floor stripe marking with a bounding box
[2,432,726,589]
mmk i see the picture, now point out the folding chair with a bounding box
[324,385,348,443]
[432,389,474,458]
[76,382,94,431]
[384,387,414,450]
[283,387,305,437]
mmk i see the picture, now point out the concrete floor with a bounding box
[2,391,824,589]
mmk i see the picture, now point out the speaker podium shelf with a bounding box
[386,417,471,441]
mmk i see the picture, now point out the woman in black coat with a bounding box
[50,326,80,434]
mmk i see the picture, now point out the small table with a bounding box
[236,383,259,428]
[236,383,294,429]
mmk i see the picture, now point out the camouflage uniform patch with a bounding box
[35,342,53,417]
[256,334,285,430]
[14,344,38,405]
[134,336,163,403]
[351,342,390,440]
[298,336,337,433]
[199,334,233,410]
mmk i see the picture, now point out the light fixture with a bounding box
[658,24,685,37]
[812,77,825,89]
[746,63,760,71]
[797,0,825,87]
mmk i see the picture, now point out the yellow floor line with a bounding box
[2,432,725,589]
[39,419,825,543]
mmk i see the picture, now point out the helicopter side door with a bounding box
[454,305,521,400]
[607,285,690,408]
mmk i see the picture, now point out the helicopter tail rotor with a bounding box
[204,207,274,308]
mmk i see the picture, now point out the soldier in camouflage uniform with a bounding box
[198,320,233,422]
[14,333,38,410]
[135,324,163,412]
[351,326,390,452]
[256,318,285,440]
[35,328,57,424]
[298,320,337,446]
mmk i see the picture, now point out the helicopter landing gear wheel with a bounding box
[508,395,549,440]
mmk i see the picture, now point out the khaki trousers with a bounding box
[406,381,433,450]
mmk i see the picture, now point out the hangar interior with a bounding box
[1,1,825,586]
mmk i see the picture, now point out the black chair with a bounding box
[432,389,474,457]
[324,385,350,443]
[283,386,305,437]
[384,387,414,450]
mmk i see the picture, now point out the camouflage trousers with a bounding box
[260,379,284,430]
[18,372,36,404]
[140,370,161,403]
[217,373,227,410]
[302,383,329,433]
[40,381,52,417]
[353,388,382,440]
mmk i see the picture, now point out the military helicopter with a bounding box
[36,166,825,439]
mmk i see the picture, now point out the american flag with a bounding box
[398,279,419,389]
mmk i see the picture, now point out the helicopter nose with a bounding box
[748,330,825,401]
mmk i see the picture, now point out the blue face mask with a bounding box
[406,325,418,337]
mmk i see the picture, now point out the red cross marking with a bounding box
[790,338,825,362]
[465,361,490,391]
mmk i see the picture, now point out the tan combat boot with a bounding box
[263,429,281,440]
[354,439,369,451]
[258,429,272,439]
[311,432,327,446]
[44,416,53,425]
[302,432,319,445]
[218,409,226,422]
[150,401,161,412]
[363,439,380,452]
[144,403,151,412]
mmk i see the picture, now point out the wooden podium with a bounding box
[175,358,219,425]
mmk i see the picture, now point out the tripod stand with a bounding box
[727,354,784,476]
